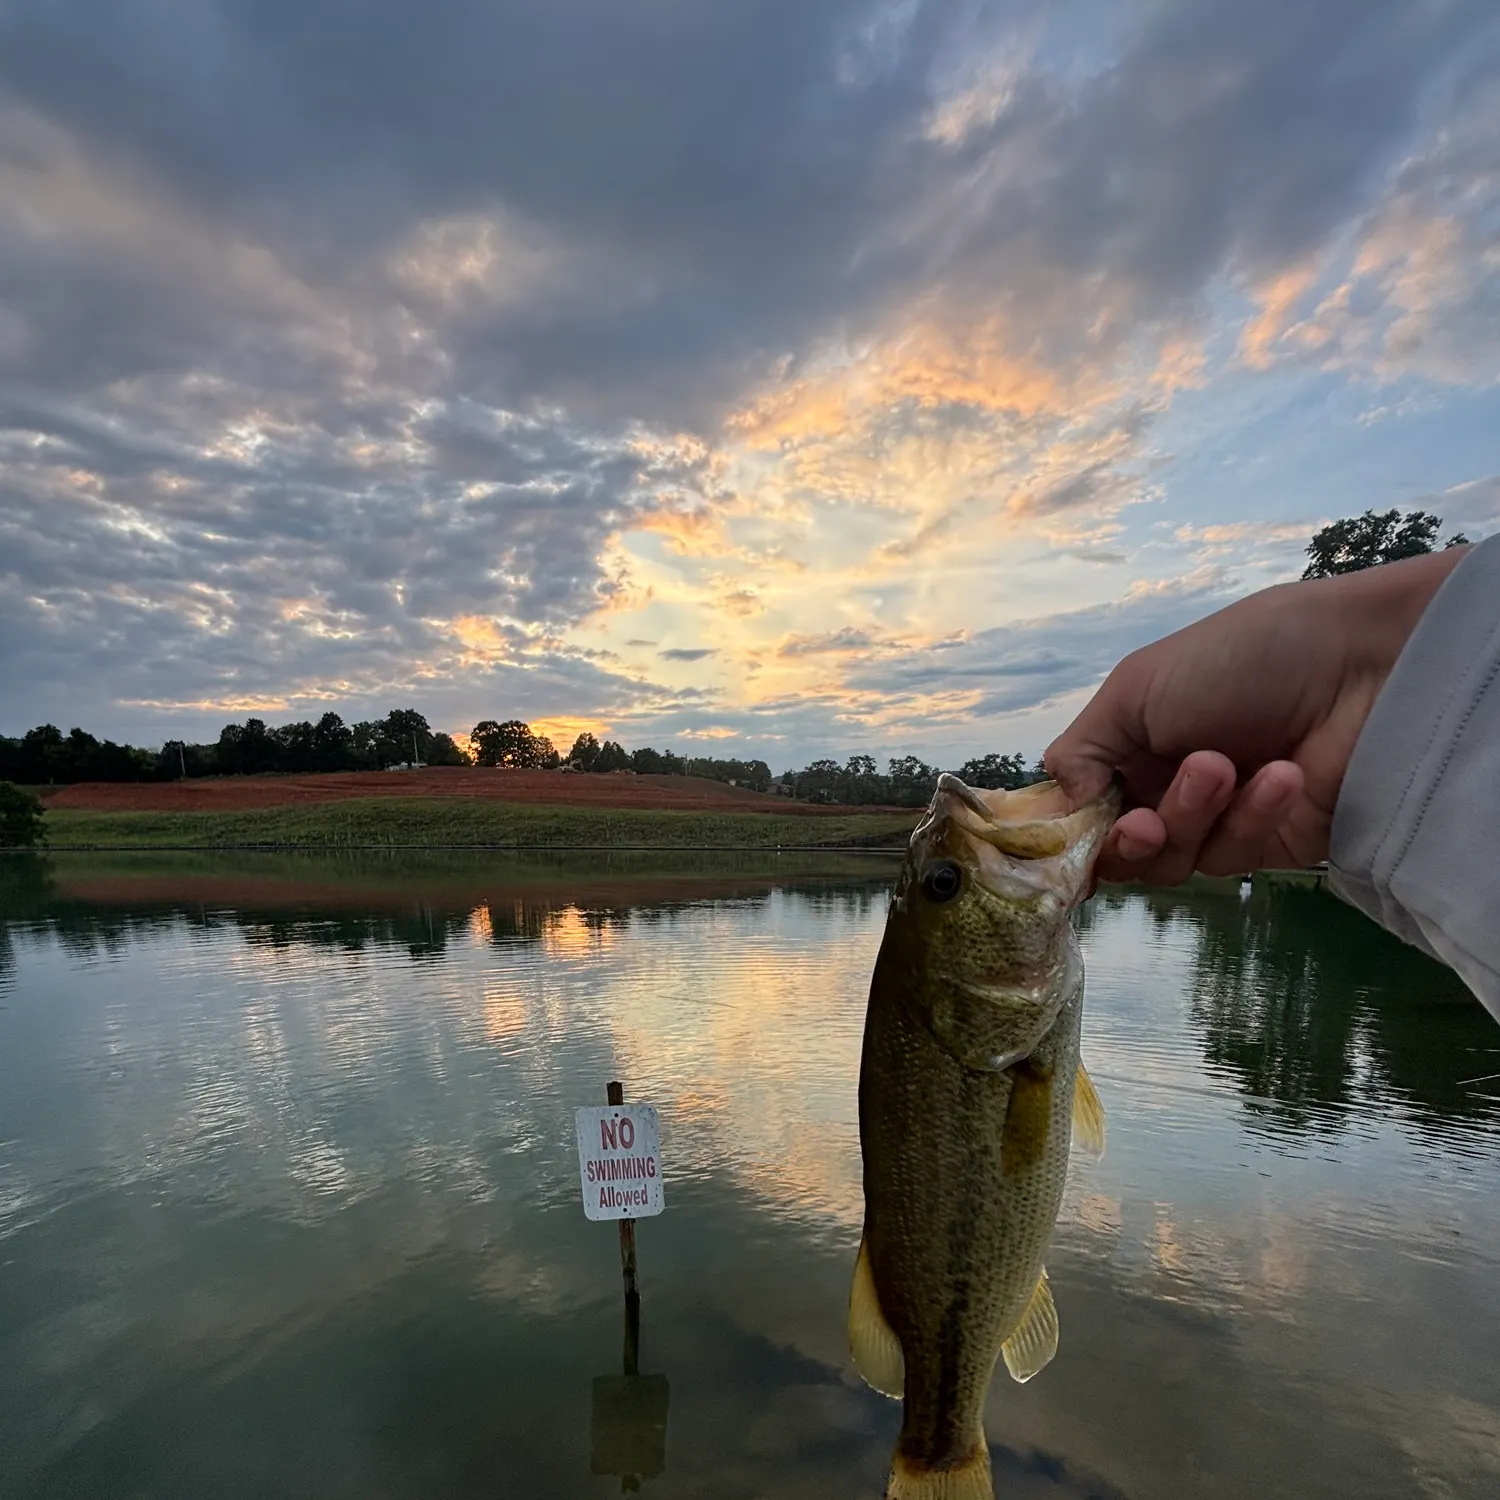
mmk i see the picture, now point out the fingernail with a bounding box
[1178,770,1212,812]
[1117,834,1153,862]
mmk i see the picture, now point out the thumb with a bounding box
[1044,677,1145,808]
[1043,739,1117,808]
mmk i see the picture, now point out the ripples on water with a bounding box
[1,851,1498,1499]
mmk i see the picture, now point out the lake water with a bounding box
[3,851,1499,1500]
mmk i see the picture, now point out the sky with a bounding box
[1,0,1497,768]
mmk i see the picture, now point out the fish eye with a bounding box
[920,861,964,904]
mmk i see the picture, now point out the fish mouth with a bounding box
[915,772,1121,903]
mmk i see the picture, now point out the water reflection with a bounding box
[1111,881,1500,1132]
[1,853,1498,1500]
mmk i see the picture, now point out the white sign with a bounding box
[575,1104,664,1221]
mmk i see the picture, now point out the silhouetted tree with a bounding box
[567,732,601,770]
[350,720,382,770]
[887,755,940,807]
[629,746,686,775]
[1302,508,1468,579]
[471,719,555,768]
[270,720,316,771]
[593,739,631,772]
[312,712,354,771]
[379,709,433,766]
[957,752,1030,790]
[0,782,44,848]
[426,732,471,766]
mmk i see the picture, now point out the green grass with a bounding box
[40,797,919,850]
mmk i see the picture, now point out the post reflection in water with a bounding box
[591,1287,670,1491]
[1,851,1499,1500]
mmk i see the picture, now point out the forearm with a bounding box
[1328,534,1500,1019]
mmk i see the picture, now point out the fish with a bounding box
[849,772,1121,1500]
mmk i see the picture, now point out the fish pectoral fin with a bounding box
[1072,1060,1107,1160]
[849,1236,904,1398]
[1001,1269,1059,1384]
[887,1434,992,1500]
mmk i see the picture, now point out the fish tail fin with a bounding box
[886,1432,993,1500]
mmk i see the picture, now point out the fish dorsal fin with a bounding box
[1001,1269,1059,1384]
[1072,1061,1107,1160]
[848,1236,904,1398]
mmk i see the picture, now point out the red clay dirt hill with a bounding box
[41,768,901,816]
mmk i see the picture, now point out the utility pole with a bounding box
[178,741,187,780]
[412,731,420,768]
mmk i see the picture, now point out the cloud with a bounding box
[658,648,719,662]
[1,0,1496,758]
[840,566,1241,719]
[1431,475,1500,537]
[777,628,884,658]
[1237,70,1500,386]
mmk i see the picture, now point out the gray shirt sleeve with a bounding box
[1328,533,1500,1022]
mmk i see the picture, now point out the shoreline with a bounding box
[30,796,920,853]
[15,841,909,854]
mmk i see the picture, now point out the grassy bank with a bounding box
[40,797,918,850]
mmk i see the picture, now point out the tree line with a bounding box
[0,709,470,786]
[0,709,1042,807]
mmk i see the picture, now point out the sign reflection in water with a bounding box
[1,850,1498,1500]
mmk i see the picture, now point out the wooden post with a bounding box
[608,1080,642,1384]
[607,1082,640,1304]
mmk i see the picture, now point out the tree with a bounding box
[567,732,601,770]
[887,755,940,808]
[842,754,884,804]
[1301,508,1467,580]
[629,746,671,774]
[471,719,554,768]
[350,720,382,770]
[311,712,354,771]
[238,718,276,775]
[216,721,246,776]
[426,732,471,767]
[270,719,316,772]
[0,782,44,848]
[157,740,214,779]
[379,708,433,766]
[795,758,843,803]
[593,739,631,772]
[958,752,1030,790]
[18,725,65,783]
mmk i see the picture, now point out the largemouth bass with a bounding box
[849,772,1120,1500]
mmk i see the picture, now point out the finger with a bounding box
[1093,807,1168,884]
[1196,761,1305,876]
[1133,750,1238,886]
[1044,658,1150,808]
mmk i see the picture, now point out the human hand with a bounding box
[1044,547,1470,885]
